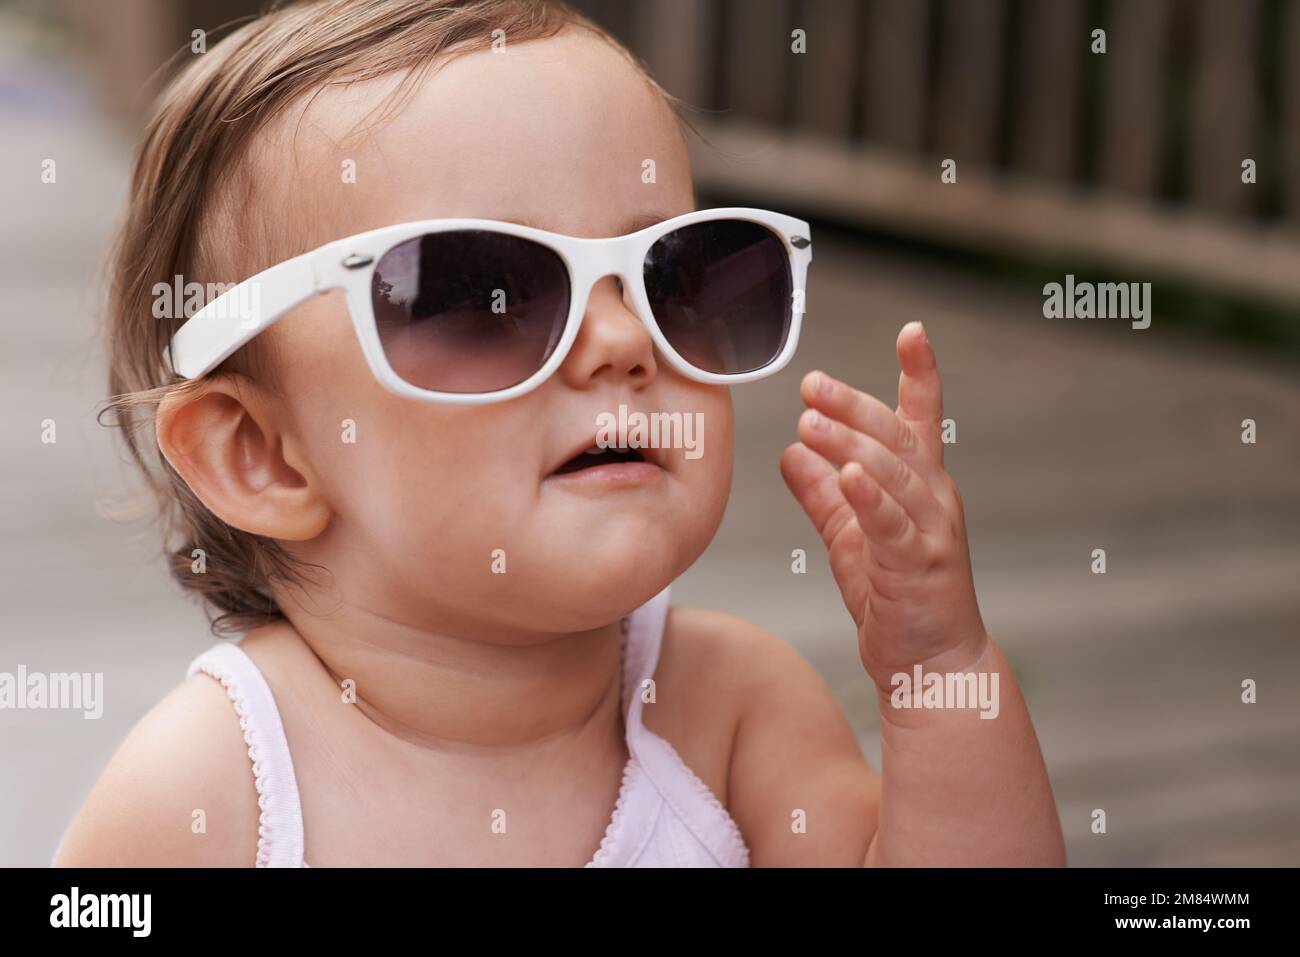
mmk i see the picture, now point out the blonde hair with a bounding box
[103,0,683,635]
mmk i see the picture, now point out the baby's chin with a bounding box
[473,520,712,633]
[538,533,695,614]
[367,474,727,633]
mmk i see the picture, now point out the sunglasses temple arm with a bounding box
[164,253,321,379]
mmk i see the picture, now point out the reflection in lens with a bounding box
[643,220,792,375]
[371,230,570,394]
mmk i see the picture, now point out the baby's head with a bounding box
[107,0,803,639]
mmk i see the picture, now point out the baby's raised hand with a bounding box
[780,322,988,693]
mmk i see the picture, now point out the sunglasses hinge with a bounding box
[341,253,375,269]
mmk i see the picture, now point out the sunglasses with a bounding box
[165,207,811,404]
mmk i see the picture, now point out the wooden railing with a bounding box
[66,0,1300,303]
[572,0,1300,303]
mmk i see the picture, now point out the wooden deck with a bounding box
[2,43,1298,867]
[686,239,1300,866]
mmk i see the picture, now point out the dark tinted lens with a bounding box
[371,231,570,394]
[643,220,792,375]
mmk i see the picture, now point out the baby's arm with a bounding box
[53,674,259,867]
[771,321,1064,866]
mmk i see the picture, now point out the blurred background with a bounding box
[1,0,1297,866]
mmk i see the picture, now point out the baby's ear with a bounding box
[156,373,330,541]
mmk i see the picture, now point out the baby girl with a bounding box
[57,0,1064,866]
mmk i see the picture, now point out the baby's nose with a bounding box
[557,276,657,390]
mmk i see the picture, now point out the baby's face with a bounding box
[256,32,733,634]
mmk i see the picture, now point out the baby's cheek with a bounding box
[670,393,734,549]
[351,421,520,553]
[698,391,735,502]
[689,433,733,545]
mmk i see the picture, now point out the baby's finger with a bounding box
[798,408,945,534]
[839,462,919,560]
[800,370,931,470]
[779,441,855,547]
[895,322,945,463]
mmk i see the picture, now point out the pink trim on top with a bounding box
[187,643,305,868]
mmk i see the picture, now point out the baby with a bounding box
[58,0,1064,866]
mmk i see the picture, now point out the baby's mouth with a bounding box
[550,445,647,476]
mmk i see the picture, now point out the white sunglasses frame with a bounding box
[165,206,812,405]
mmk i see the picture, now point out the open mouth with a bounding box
[551,445,647,475]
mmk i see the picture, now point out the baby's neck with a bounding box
[270,605,626,753]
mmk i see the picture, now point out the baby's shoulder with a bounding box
[658,606,878,865]
[649,607,841,788]
[53,658,259,867]
[658,605,827,708]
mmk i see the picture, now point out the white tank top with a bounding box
[186,586,751,867]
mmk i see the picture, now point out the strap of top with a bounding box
[620,585,671,721]
[187,589,747,868]
[187,643,305,868]
[620,585,751,866]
